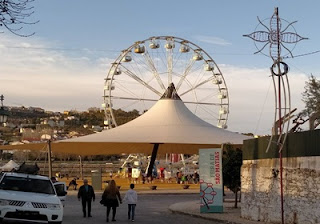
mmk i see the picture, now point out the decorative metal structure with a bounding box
[103,36,229,130]
[244,8,307,224]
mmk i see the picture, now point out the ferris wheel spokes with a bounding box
[120,65,162,96]
[176,59,196,91]
[180,76,215,97]
[166,40,174,86]
[142,51,166,91]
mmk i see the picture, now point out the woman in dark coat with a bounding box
[102,180,122,222]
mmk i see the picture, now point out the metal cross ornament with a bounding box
[244,7,307,62]
[244,7,307,224]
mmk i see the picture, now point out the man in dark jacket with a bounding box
[78,179,95,217]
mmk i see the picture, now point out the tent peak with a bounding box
[160,83,181,100]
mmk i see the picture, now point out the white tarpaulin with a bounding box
[0,160,19,171]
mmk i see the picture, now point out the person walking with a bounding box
[77,179,95,218]
[123,183,138,222]
[69,178,78,190]
[101,180,122,222]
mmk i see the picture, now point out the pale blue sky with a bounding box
[27,0,320,70]
[1,0,320,134]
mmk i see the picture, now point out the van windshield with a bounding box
[0,176,55,195]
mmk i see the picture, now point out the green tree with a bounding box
[114,109,140,125]
[79,110,104,126]
[223,145,242,208]
[302,75,320,116]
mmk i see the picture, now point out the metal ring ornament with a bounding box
[271,61,289,76]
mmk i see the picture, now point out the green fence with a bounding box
[243,129,320,160]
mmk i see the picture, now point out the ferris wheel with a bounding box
[102,36,229,129]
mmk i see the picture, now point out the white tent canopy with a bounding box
[70,99,245,144]
[0,160,19,171]
[0,97,251,155]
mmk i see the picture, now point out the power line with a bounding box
[283,50,320,59]
[286,61,311,76]
[254,79,272,135]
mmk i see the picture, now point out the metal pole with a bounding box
[147,143,160,178]
[79,155,83,180]
[47,140,52,178]
[275,7,284,224]
[180,154,186,168]
[278,65,284,224]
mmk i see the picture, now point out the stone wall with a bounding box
[241,156,320,224]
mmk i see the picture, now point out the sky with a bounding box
[1,0,320,135]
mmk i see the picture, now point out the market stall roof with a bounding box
[0,85,251,155]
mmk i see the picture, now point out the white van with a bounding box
[0,172,64,224]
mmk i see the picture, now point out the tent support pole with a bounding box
[47,140,52,178]
[79,155,83,180]
[147,143,160,178]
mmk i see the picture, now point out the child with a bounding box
[123,183,138,222]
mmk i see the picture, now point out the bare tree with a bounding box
[0,0,38,37]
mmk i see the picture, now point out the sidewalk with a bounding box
[169,200,269,224]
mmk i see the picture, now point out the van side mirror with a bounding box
[57,191,67,197]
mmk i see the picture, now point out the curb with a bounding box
[168,201,270,224]
[168,206,242,224]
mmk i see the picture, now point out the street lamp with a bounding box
[0,95,9,124]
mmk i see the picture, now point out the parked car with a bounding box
[0,172,63,224]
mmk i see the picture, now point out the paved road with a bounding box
[63,193,222,224]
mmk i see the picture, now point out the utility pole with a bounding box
[48,140,52,178]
